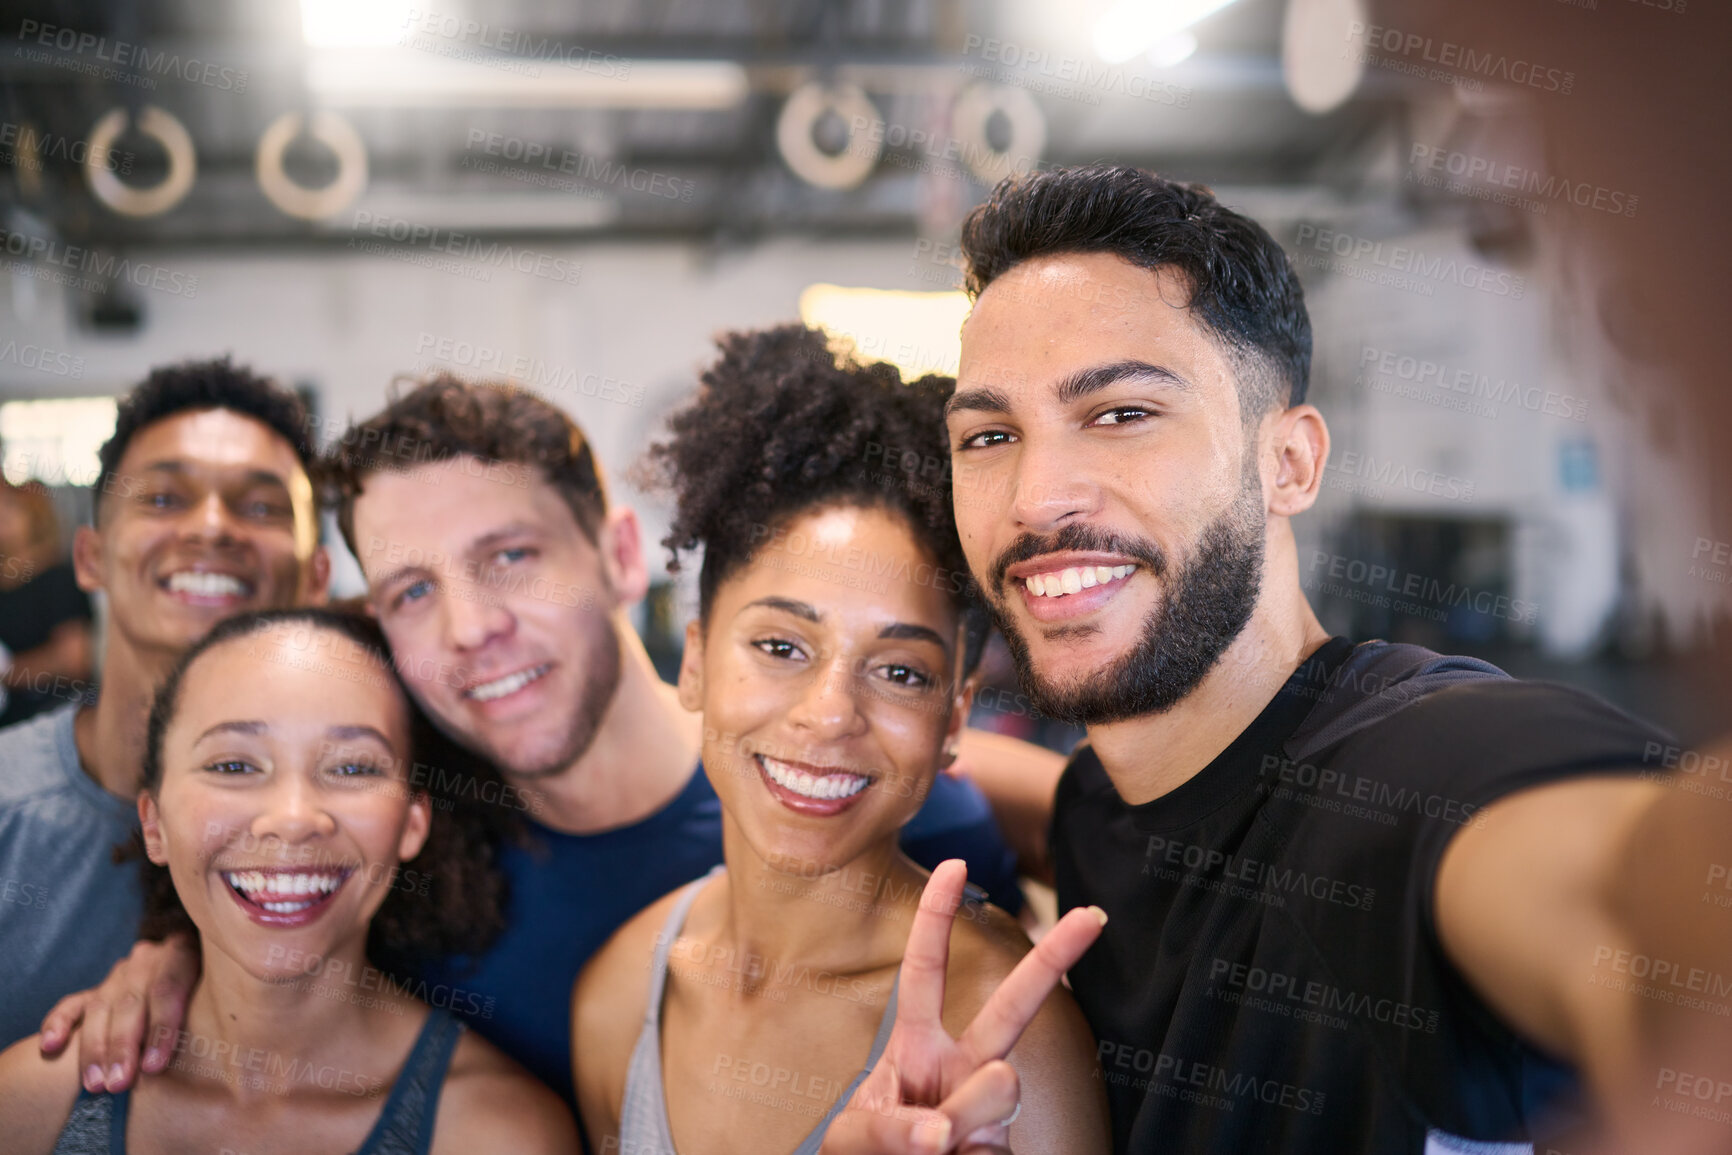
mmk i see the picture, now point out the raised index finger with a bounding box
[897,859,969,1029]
[958,903,1107,1063]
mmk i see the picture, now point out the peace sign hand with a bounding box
[820,860,1108,1155]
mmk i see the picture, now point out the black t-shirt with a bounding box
[1052,637,1668,1155]
[0,561,92,727]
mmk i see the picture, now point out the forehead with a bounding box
[958,252,1230,396]
[352,456,582,554]
[730,504,959,631]
[113,408,307,485]
[172,631,405,730]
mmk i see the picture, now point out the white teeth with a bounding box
[1024,564,1135,598]
[222,870,345,906]
[166,572,247,598]
[466,664,550,702]
[760,756,869,802]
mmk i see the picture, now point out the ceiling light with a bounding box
[1093,0,1240,64]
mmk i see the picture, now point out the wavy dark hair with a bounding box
[135,608,513,971]
[643,324,989,675]
[321,373,608,561]
[960,163,1312,417]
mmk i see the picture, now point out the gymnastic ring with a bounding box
[256,111,369,220]
[950,83,1045,186]
[776,81,882,190]
[85,106,196,217]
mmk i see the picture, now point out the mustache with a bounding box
[989,523,1168,592]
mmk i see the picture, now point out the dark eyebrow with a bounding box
[326,724,394,747]
[140,461,293,490]
[194,720,266,743]
[878,622,951,651]
[943,385,1013,420]
[745,596,820,622]
[1054,360,1189,405]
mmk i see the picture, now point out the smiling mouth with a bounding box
[163,571,254,600]
[222,868,351,915]
[758,755,871,801]
[465,664,551,702]
[1022,564,1137,598]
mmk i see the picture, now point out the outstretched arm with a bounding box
[1435,752,1732,1153]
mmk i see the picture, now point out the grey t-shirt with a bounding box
[0,704,145,1047]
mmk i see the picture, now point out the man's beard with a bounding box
[987,483,1266,726]
[484,614,624,780]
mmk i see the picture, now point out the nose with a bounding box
[187,491,240,543]
[441,577,514,654]
[785,656,867,742]
[250,772,337,848]
[1008,432,1100,533]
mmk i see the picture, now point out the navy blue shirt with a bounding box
[413,764,1021,1106]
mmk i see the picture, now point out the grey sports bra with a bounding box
[50,1006,465,1155]
[615,866,900,1155]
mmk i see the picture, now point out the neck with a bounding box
[708,818,917,977]
[1085,523,1332,806]
[72,627,175,800]
[509,621,701,834]
[178,936,397,1089]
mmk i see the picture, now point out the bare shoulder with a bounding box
[431,1029,579,1155]
[0,1032,90,1155]
[573,885,677,1055]
[571,884,684,1145]
[939,899,1036,1028]
[940,905,1112,1155]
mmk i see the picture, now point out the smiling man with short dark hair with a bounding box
[0,357,329,1050]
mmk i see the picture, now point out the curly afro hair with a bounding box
[644,324,989,675]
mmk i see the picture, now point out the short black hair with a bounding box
[960,163,1312,416]
[644,324,990,675]
[95,357,315,519]
[137,607,512,966]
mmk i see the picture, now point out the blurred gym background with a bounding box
[2,0,1725,748]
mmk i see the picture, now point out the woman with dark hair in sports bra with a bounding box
[0,608,577,1155]
[571,326,1109,1155]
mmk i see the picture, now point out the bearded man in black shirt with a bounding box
[821,165,1729,1155]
